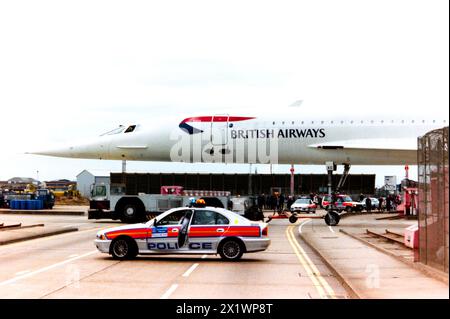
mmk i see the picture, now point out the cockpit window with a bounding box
[124,125,136,133]
[101,125,125,136]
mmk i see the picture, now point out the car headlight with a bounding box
[97,233,107,240]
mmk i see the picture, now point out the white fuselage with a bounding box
[34,109,448,165]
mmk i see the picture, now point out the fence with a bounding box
[418,126,449,273]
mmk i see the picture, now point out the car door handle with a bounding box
[171,229,179,233]
[216,228,225,233]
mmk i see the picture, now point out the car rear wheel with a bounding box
[111,237,138,260]
[219,239,244,261]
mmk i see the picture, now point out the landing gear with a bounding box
[324,162,351,226]
[289,215,298,224]
[324,211,341,226]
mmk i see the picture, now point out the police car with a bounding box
[95,206,271,261]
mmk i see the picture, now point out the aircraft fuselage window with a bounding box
[124,125,136,133]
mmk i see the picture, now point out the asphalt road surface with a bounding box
[0,214,349,299]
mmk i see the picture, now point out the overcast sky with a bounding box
[0,0,448,187]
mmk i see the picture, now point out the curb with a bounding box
[298,230,362,299]
[0,210,85,216]
[339,229,449,285]
[340,212,397,219]
[0,227,79,246]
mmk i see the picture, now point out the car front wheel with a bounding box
[219,239,244,261]
[111,237,138,260]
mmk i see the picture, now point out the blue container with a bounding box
[10,200,16,210]
[36,200,43,210]
[29,200,35,210]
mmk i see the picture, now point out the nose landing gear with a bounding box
[324,162,351,226]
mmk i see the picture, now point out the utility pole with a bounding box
[248,164,253,195]
[290,164,295,196]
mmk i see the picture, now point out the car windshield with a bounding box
[342,196,353,202]
[295,198,310,204]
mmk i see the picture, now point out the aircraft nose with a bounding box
[27,146,83,158]
[28,140,110,160]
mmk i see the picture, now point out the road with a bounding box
[0,214,349,299]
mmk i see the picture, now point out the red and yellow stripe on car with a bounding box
[189,226,261,238]
[105,228,149,240]
[224,226,261,237]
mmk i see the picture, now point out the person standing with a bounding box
[287,195,294,210]
[271,194,277,212]
[378,197,384,212]
[279,194,285,212]
[365,196,372,212]
[386,195,392,212]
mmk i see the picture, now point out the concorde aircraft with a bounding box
[31,103,448,225]
[32,103,448,167]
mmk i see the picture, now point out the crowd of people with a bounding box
[256,193,318,212]
[255,192,402,213]
[358,193,401,212]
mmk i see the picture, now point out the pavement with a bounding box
[0,205,87,216]
[0,211,447,299]
[0,212,102,245]
[298,212,449,299]
[0,225,78,246]
[0,213,350,299]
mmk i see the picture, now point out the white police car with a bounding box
[95,206,270,261]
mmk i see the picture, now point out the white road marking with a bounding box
[182,263,199,277]
[298,219,312,234]
[15,270,31,276]
[160,284,178,299]
[67,254,79,258]
[0,250,98,287]
[328,226,335,233]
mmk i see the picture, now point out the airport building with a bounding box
[77,170,111,198]
[109,172,376,197]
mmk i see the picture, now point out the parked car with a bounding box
[290,197,317,213]
[321,194,363,212]
[360,197,380,210]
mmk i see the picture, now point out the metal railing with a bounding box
[418,126,449,273]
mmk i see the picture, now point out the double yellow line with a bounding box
[285,223,336,299]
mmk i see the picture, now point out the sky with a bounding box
[0,0,448,187]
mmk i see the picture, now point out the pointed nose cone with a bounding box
[27,146,77,158]
[28,140,110,160]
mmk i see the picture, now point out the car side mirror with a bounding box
[153,219,158,227]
